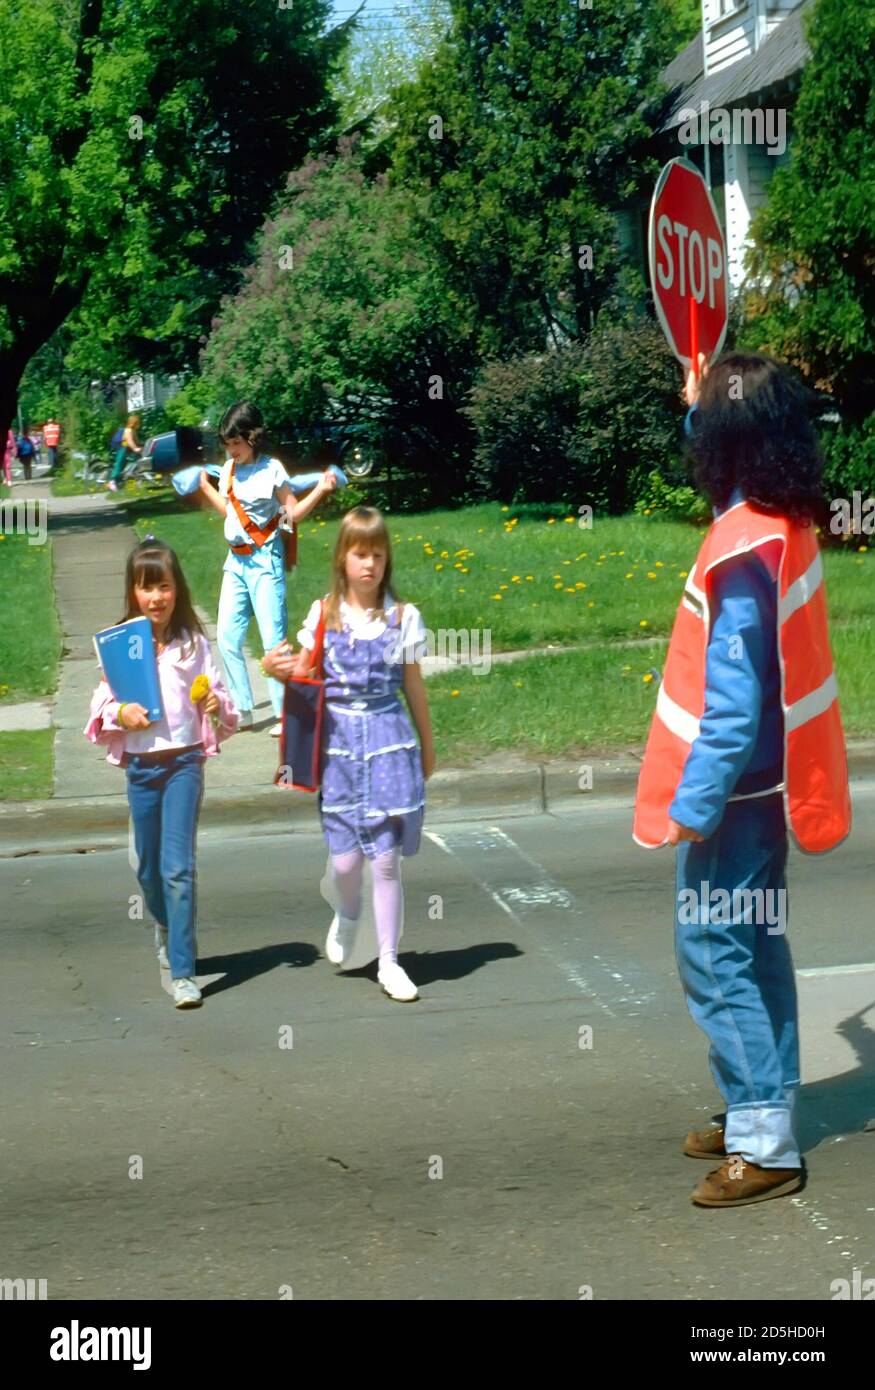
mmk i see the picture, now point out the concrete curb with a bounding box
[5,742,875,856]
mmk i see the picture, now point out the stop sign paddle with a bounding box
[648,157,728,371]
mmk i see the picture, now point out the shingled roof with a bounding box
[660,0,814,132]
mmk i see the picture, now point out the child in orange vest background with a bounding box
[634,352,850,1208]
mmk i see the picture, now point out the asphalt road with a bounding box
[2,792,874,1301]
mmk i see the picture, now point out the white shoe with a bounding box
[269,721,283,737]
[325,913,361,966]
[155,926,169,969]
[238,709,254,730]
[173,977,203,1008]
[377,960,419,1002]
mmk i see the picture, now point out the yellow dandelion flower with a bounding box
[451,689,460,697]
[643,673,653,684]
[492,594,503,600]
[588,601,595,608]
[640,620,649,627]
[526,575,534,580]
[435,563,443,570]
[501,506,509,512]
[575,581,586,589]
[625,572,634,579]
[679,570,689,578]
[647,572,657,579]
[565,586,575,593]
[440,550,449,558]
[500,583,508,590]
[190,675,211,704]
[655,561,664,567]
[564,517,575,523]
[547,518,556,525]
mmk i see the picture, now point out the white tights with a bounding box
[330,847,402,964]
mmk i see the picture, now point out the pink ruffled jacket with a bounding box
[85,631,239,765]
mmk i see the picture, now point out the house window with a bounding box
[711,0,747,21]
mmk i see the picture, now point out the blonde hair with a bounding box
[126,414,141,430]
[324,507,398,631]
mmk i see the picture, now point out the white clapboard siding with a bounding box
[703,1,757,75]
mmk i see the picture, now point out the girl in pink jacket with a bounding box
[85,538,238,1008]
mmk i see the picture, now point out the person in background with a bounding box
[16,428,35,481]
[43,418,61,472]
[107,414,143,492]
[3,429,14,487]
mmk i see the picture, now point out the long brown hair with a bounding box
[120,538,205,653]
[324,507,398,631]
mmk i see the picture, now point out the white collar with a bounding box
[339,594,397,621]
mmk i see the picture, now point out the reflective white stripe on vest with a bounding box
[779,550,823,624]
[656,684,701,745]
[785,671,838,733]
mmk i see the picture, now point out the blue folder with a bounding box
[93,616,163,723]
[171,462,349,497]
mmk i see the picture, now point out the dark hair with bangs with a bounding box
[218,399,268,458]
[687,352,825,525]
[121,539,205,650]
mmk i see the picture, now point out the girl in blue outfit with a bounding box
[198,401,336,736]
[263,506,435,1002]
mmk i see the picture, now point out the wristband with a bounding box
[117,702,127,727]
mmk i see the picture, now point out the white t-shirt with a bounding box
[297,595,428,664]
[218,454,291,547]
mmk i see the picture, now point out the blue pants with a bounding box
[675,794,801,1168]
[217,543,287,719]
[126,749,205,979]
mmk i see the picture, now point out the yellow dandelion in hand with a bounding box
[190,675,211,704]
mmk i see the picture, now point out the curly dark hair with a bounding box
[218,399,269,458]
[687,353,825,524]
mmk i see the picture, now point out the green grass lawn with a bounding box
[122,489,874,756]
[0,529,61,703]
[0,730,53,800]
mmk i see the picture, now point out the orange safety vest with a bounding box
[633,501,851,854]
[43,422,60,446]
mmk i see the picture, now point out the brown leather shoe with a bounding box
[691,1157,803,1207]
[683,1124,726,1159]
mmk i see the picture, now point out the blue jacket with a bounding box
[669,490,784,838]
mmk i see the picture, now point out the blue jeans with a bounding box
[126,749,205,979]
[675,794,801,1168]
[217,542,288,718]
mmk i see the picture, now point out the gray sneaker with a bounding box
[172,977,203,1009]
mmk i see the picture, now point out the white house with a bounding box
[618,0,814,297]
[658,0,813,291]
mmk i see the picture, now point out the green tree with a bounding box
[386,0,696,363]
[0,0,349,440]
[195,137,474,487]
[741,0,875,418]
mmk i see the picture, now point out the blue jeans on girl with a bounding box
[217,542,288,719]
[126,748,205,979]
[675,793,801,1168]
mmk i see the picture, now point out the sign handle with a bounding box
[689,297,699,380]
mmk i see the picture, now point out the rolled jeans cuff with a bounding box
[725,1103,801,1169]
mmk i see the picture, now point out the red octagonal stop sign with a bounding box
[648,157,728,369]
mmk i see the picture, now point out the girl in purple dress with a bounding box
[290,507,435,1001]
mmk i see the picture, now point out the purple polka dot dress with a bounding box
[319,607,425,859]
